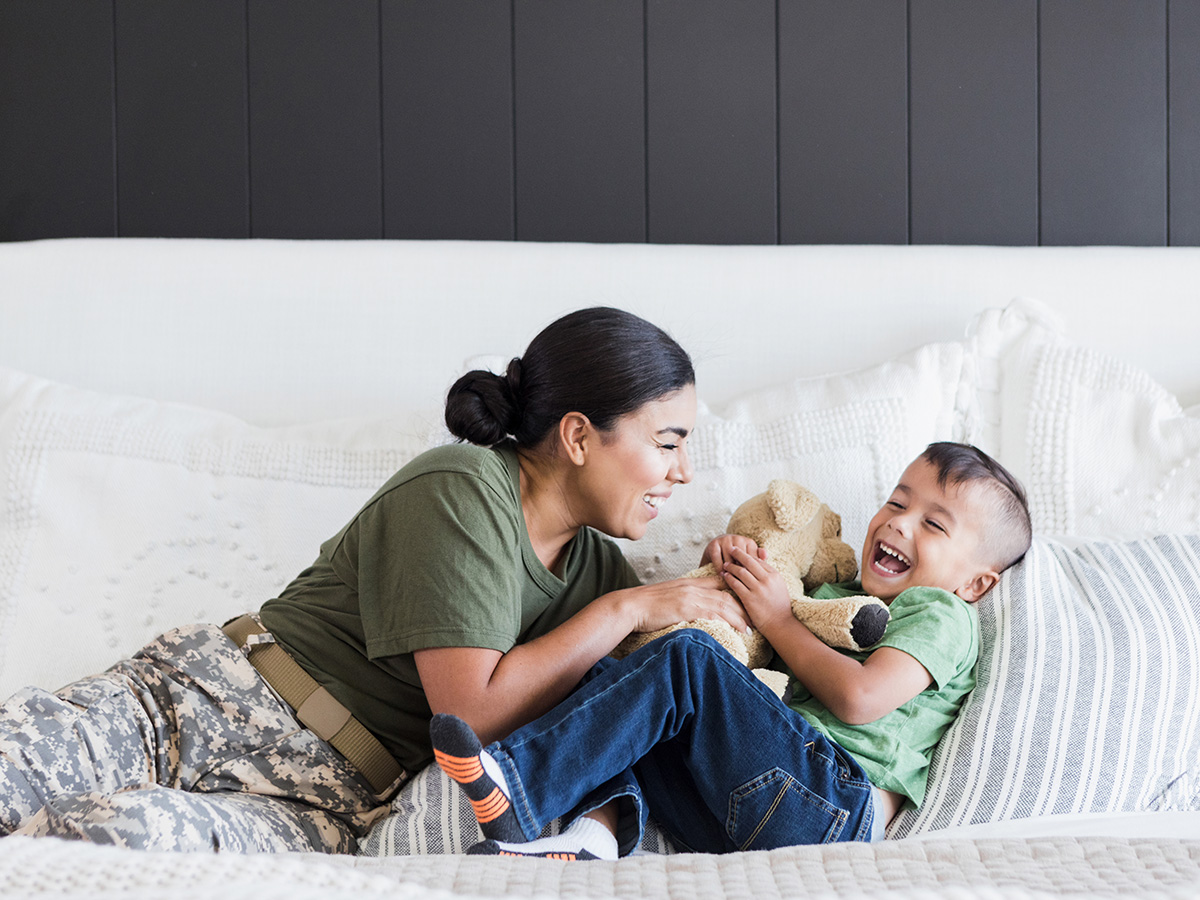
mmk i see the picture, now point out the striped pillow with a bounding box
[890,534,1200,837]
[358,762,679,856]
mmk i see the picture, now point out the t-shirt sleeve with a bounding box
[331,469,524,659]
[874,587,975,689]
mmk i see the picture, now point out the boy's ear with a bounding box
[557,412,593,466]
[955,569,1000,603]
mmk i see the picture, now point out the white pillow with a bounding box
[358,762,678,856]
[890,533,1200,838]
[614,341,969,583]
[0,367,436,697]
[968,299,1200,538]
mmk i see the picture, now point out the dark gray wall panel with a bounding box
[779,1,907,245]
[910,1,1038,245]
[514,0,644,243]
[6,5,1197,246]
[0,1,115,241]
[1170,1,1200,246]
[382,1,513,240]
[248,0,382,239]
[1039,0,1167,246]
[114,0,248,238]
[647,0,776,244]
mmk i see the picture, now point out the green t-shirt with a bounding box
[259,441,640,773]
[784,582,979,808]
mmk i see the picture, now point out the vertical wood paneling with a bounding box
[0,1,115,241]
[909,1,1038,245]
[514,0,644,243]
[779,0,907,245]
[382,1,513,240]
[1040,1,1167,246]
[646,0,776,244]
[5,5,1196,246]
[114,0,248,238]
[248,1,381,239]
[1170,1,1200,246]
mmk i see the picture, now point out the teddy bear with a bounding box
[613,479,891,698]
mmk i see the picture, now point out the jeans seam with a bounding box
[488,745,538,841]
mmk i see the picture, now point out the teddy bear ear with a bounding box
[823,509,843,538]
[766,479,821,532]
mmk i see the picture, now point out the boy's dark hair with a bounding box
[445,307,695,448]
[921,442,1032,573]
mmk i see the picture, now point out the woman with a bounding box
[0,307,745,853]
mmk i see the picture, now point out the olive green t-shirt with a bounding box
[784,582,979,809]
[259,441,640,773]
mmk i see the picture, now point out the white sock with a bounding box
[479,750,511,799]
[491,814,619,860]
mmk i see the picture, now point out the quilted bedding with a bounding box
[4,835,1200,899]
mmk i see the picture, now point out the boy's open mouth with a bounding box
[871,541,912,575]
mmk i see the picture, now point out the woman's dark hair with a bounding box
[445,307,695,448]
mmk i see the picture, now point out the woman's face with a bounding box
[578,385,697,541]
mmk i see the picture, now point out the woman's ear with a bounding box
[557,412,592,466]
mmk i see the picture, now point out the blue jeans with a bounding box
[488,630,875,855]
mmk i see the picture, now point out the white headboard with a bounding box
[2,239,1197,424]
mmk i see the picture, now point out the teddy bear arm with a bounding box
[790,595,890,652]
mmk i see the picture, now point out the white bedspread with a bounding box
[4,834,1200,899]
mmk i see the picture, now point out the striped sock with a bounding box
[466,816,617,861]
[430,713,525,843]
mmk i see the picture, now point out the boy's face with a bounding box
[860,456,1000,604]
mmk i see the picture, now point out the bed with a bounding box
[1,237,1199,898]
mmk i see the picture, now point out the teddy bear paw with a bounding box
[850,601,890,648]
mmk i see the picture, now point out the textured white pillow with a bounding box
[614,341,969,584]
[968,300,1200,538]
[890,534,1200,838]
[0,367,435,697]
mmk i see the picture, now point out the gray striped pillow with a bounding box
[890,534,1200,837]
[359,761,679,856]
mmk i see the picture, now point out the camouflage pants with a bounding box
[0,623,389,852]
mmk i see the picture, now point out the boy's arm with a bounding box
[722,547,932,725]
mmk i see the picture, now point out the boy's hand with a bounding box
[701,533,763,569]
[720,546,792,632]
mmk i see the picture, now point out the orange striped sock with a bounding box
[430,714,525,842]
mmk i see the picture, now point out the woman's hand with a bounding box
[701,533,762,569]
[613,575,751,635]
[719,546,792,632]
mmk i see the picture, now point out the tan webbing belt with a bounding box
[222,614,405,795]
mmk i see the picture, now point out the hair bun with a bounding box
[444,365,521,446]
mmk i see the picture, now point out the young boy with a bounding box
[430,442,1032,859]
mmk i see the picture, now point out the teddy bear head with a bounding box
[725,478,858,591]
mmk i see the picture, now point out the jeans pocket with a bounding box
[726,767,848,850]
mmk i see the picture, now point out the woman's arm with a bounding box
[720,547,931,725]
[416,575,749,743]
